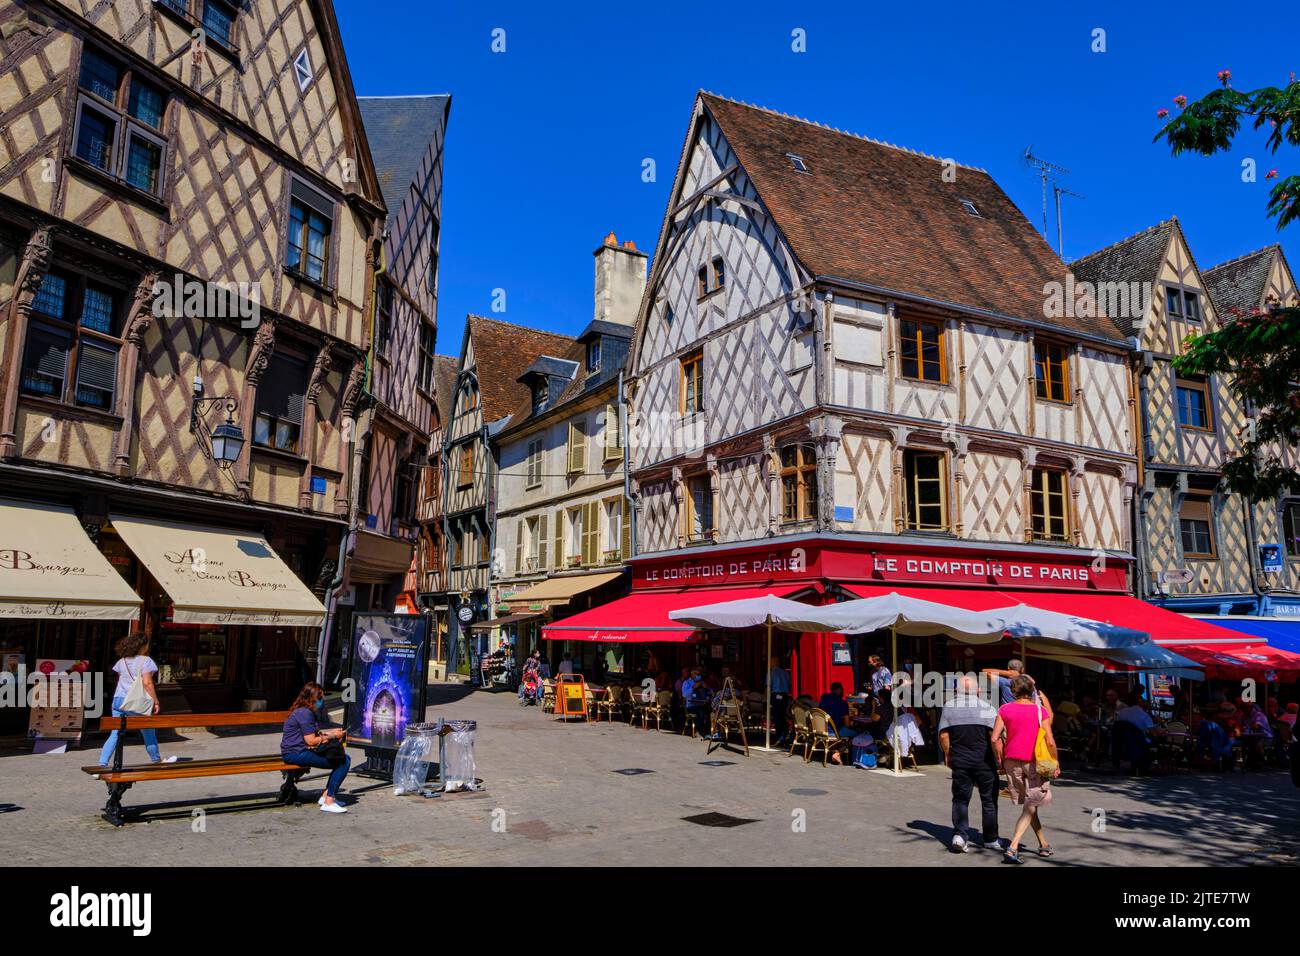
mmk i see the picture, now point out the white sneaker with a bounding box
[162,756,179,763]
[949,834,967,854]
[320,801,348,814]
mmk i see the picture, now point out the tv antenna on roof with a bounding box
[1023,147,1069,238]
[1052,183,1086,258]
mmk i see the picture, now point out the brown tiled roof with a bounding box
[497,330,629,437]
[467,316,575,425]
[431,354,459,428]
[699,93,1127,343]
[1202,245,1278,316]
[1070,220,1176,337]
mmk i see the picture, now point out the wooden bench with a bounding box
[81,710,312,827]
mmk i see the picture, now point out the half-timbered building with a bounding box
[440,315,572,674]
[490,233,644,675]
[551,93,1151,699]
[318,94,449,678]
[1203,243,1300,618]
[0,0,385,714]
[1073,220,1266,624]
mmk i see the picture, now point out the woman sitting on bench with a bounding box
[281,682,351,814]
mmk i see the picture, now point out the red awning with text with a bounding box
[1154,640,1300,682]
[542,585,811,643]
[840,584,1242,644]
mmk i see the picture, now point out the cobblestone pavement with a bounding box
[3,685,1297,867]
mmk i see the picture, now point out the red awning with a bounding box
[542,585,812,643]
[1158,641,1300,682]
[841,584,1241,643]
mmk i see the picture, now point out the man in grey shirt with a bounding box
[939,674,1006,853]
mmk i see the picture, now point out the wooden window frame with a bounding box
[1283,502,1300,558]
[457,443,475,488]
[711,256,725,290]
[684,473,715,542]
[1179,496,1217,559]
[20,266,125,413]
[417,322,435,395]
[567,419,587,475]
[696,265,710,299]
[680,350,704,416]
[525,438,543,489]
[1034,340,1072,404]
[897,317,946,384]
[1175,376,1212,431]
[1029,467,1071,543]
[373,276,393,356]
[780,444,818,524]
[586,337,601,373]
[902,449,949,532]
[603,403,622,461]
[70,46,170,201]
[285,176,335,289]
[156,1,241,58]
[252,351,309,454]
[530,377,548,415]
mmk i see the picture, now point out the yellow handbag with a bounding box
[1034,699,1059,777]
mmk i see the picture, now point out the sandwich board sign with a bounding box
[555,673,588,721]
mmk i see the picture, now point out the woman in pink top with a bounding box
[992,674,1060,864]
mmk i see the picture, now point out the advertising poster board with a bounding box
[344,614,429,773]
[27,659,90,752]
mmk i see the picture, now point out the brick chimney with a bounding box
[593,231,647,326]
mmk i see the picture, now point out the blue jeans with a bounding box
[98,696,160,765]
[283,749,351,797]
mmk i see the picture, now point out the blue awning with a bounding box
[1203,617,1300,655]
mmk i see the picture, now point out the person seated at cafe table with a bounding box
[1111,698,1155,772]
[817,682,853,734]
[682,668,714,739]
[1281,702,1299,731]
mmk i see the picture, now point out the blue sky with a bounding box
[335,2,1294,356]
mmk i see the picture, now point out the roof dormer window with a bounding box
[586,337,601,373]
[531,377,548,415]
[960,199,980,217]
[786,152,809,173]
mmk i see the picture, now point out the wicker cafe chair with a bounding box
[788,701,812,759]
[627,685,652,726]
[595,684,626,722]
[875,729,919,771]
[584,686,599,720]
[540,679,556,713]
[806,708,850,767]
[711,697,749,756]
[644,690,676,731]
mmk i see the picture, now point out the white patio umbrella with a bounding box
[812,593,1008,775]
[669,594,836,751]
[983,604,1150,652]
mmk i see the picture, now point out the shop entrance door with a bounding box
[252,627,306,708]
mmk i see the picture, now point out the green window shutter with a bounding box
[514,519,524,575]
[582,501,598,566]
[536,514,548,569]
[553,509,563,568]
[620,498,631,559]
[568,420,586,473]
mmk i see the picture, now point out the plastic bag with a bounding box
[441,719,478,792]
[392,723,440,795]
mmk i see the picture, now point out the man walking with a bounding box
[939,674,1006,853]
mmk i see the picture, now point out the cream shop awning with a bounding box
[0,500,141,620]
[504,571,624,611]
[110,515,326,628]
